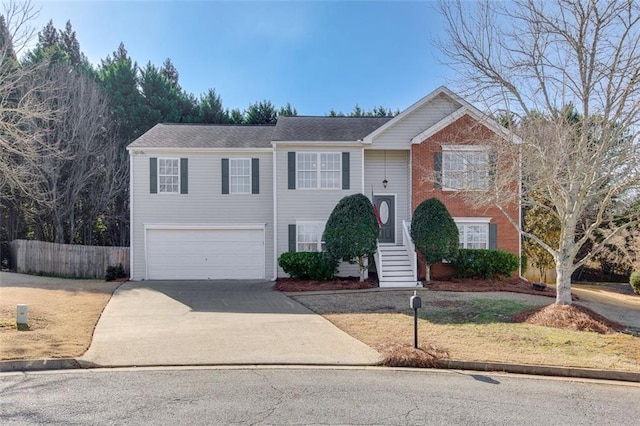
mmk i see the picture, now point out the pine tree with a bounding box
[37,20,59,49]
[160,58,179,86]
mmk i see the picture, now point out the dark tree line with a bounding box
[0,16,300,257]
[0,11,396,263]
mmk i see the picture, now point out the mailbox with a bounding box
[410,295,422,310]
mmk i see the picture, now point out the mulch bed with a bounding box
[276,276,566,298]
[275,278,376,292]
[423,278,565,298]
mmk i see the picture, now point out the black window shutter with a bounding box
[150,158,158,194]
[288,224,297,252]
[288,152,296,189]
[342,152,350,190]
[180,158,188,194]
[434,152,443,189]
[221,158,229,194]
[252,158,259,194]
[489,223,498,249]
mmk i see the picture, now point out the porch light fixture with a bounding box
[382,150,388,188]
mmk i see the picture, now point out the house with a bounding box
[127,86,520,286]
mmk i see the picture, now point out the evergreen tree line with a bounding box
[0,18,395,256]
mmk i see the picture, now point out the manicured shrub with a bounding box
[278,252,337,281]
[410,198,459,281]
[451,249,520,279]
[323,193,379,281]
[630,270,640,295]
[105,263,126,281]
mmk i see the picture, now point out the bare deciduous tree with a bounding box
[31,64,127,244]
[437,0,640,304]
[0,0,62,205]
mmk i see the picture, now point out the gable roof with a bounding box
[127,123,275,149]
[410,107,522,145]
[272,116,392,142]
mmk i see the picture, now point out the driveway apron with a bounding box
[81,280,380,367]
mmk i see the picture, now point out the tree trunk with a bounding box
[425,264,431,282]
[555,260,573,305]
[358,256,366,282]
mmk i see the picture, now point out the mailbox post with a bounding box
[409,291,422,349]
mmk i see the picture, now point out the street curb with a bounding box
[0,358,82,372]
[437,360,640,383]
[1,357,638,383]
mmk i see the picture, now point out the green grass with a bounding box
[407,299,536,325]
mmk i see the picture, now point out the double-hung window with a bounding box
[455,218,491,249]
[158,158,180,194]
[296,222,325,252]
[230,158,251,194]
[297,153,341,189]
[442,146,489,190]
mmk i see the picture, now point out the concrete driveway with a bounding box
[81,280,380,367]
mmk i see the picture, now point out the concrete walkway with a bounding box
[81,280,380,367]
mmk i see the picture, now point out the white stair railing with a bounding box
[402,220,417,282]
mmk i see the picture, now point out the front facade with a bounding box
[127,86,520,285]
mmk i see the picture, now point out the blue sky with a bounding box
[33,1,454,115]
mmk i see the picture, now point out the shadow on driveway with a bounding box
[80,280,381,367]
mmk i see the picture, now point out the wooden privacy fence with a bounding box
[9,239,129,279]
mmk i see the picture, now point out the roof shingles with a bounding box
[127,116,393,149]
[127,124,275,149]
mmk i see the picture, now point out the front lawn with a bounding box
[289,287,640,372]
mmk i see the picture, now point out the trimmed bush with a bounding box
[410,198,459,281]
[323,193,378,281]
[630,270,640,295]
[451,249,520,279]
[105,263,126,281]
[278,252,337,281]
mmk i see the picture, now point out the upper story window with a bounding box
[230,158,251,194]
[158,158,180,194]
[442,145,489,190]
[297,222,326,252]
[297,152,341,189]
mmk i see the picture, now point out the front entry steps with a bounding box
[377,245,419,288]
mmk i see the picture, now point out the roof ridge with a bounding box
[158,122,276,128]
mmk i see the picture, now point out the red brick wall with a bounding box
[411,114,520,280]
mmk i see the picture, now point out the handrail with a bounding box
[374,242,383,280]
[402,220,417,282]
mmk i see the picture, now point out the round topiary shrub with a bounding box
[410,198,459,281]
[323,193,379,281]
[630,270,640,295]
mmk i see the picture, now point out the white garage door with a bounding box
[146,228,265,280]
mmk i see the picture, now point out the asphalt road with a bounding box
[2,367,639,425]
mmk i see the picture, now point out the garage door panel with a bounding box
[146,228,265,280]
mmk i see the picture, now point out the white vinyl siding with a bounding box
[371,94,461,148]
[130,151,273,280]
[230,158,251,194]
[296,221,325,252]
[297,152,341,189]
[363,150,411,245]
[277,146,362,277]
[442,148,489,190]
[158,158,179,193]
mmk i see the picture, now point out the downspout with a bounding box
[518,149,523,278]
[272,144,278,281]
[128,149,134,280]
[361,142,365,194]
